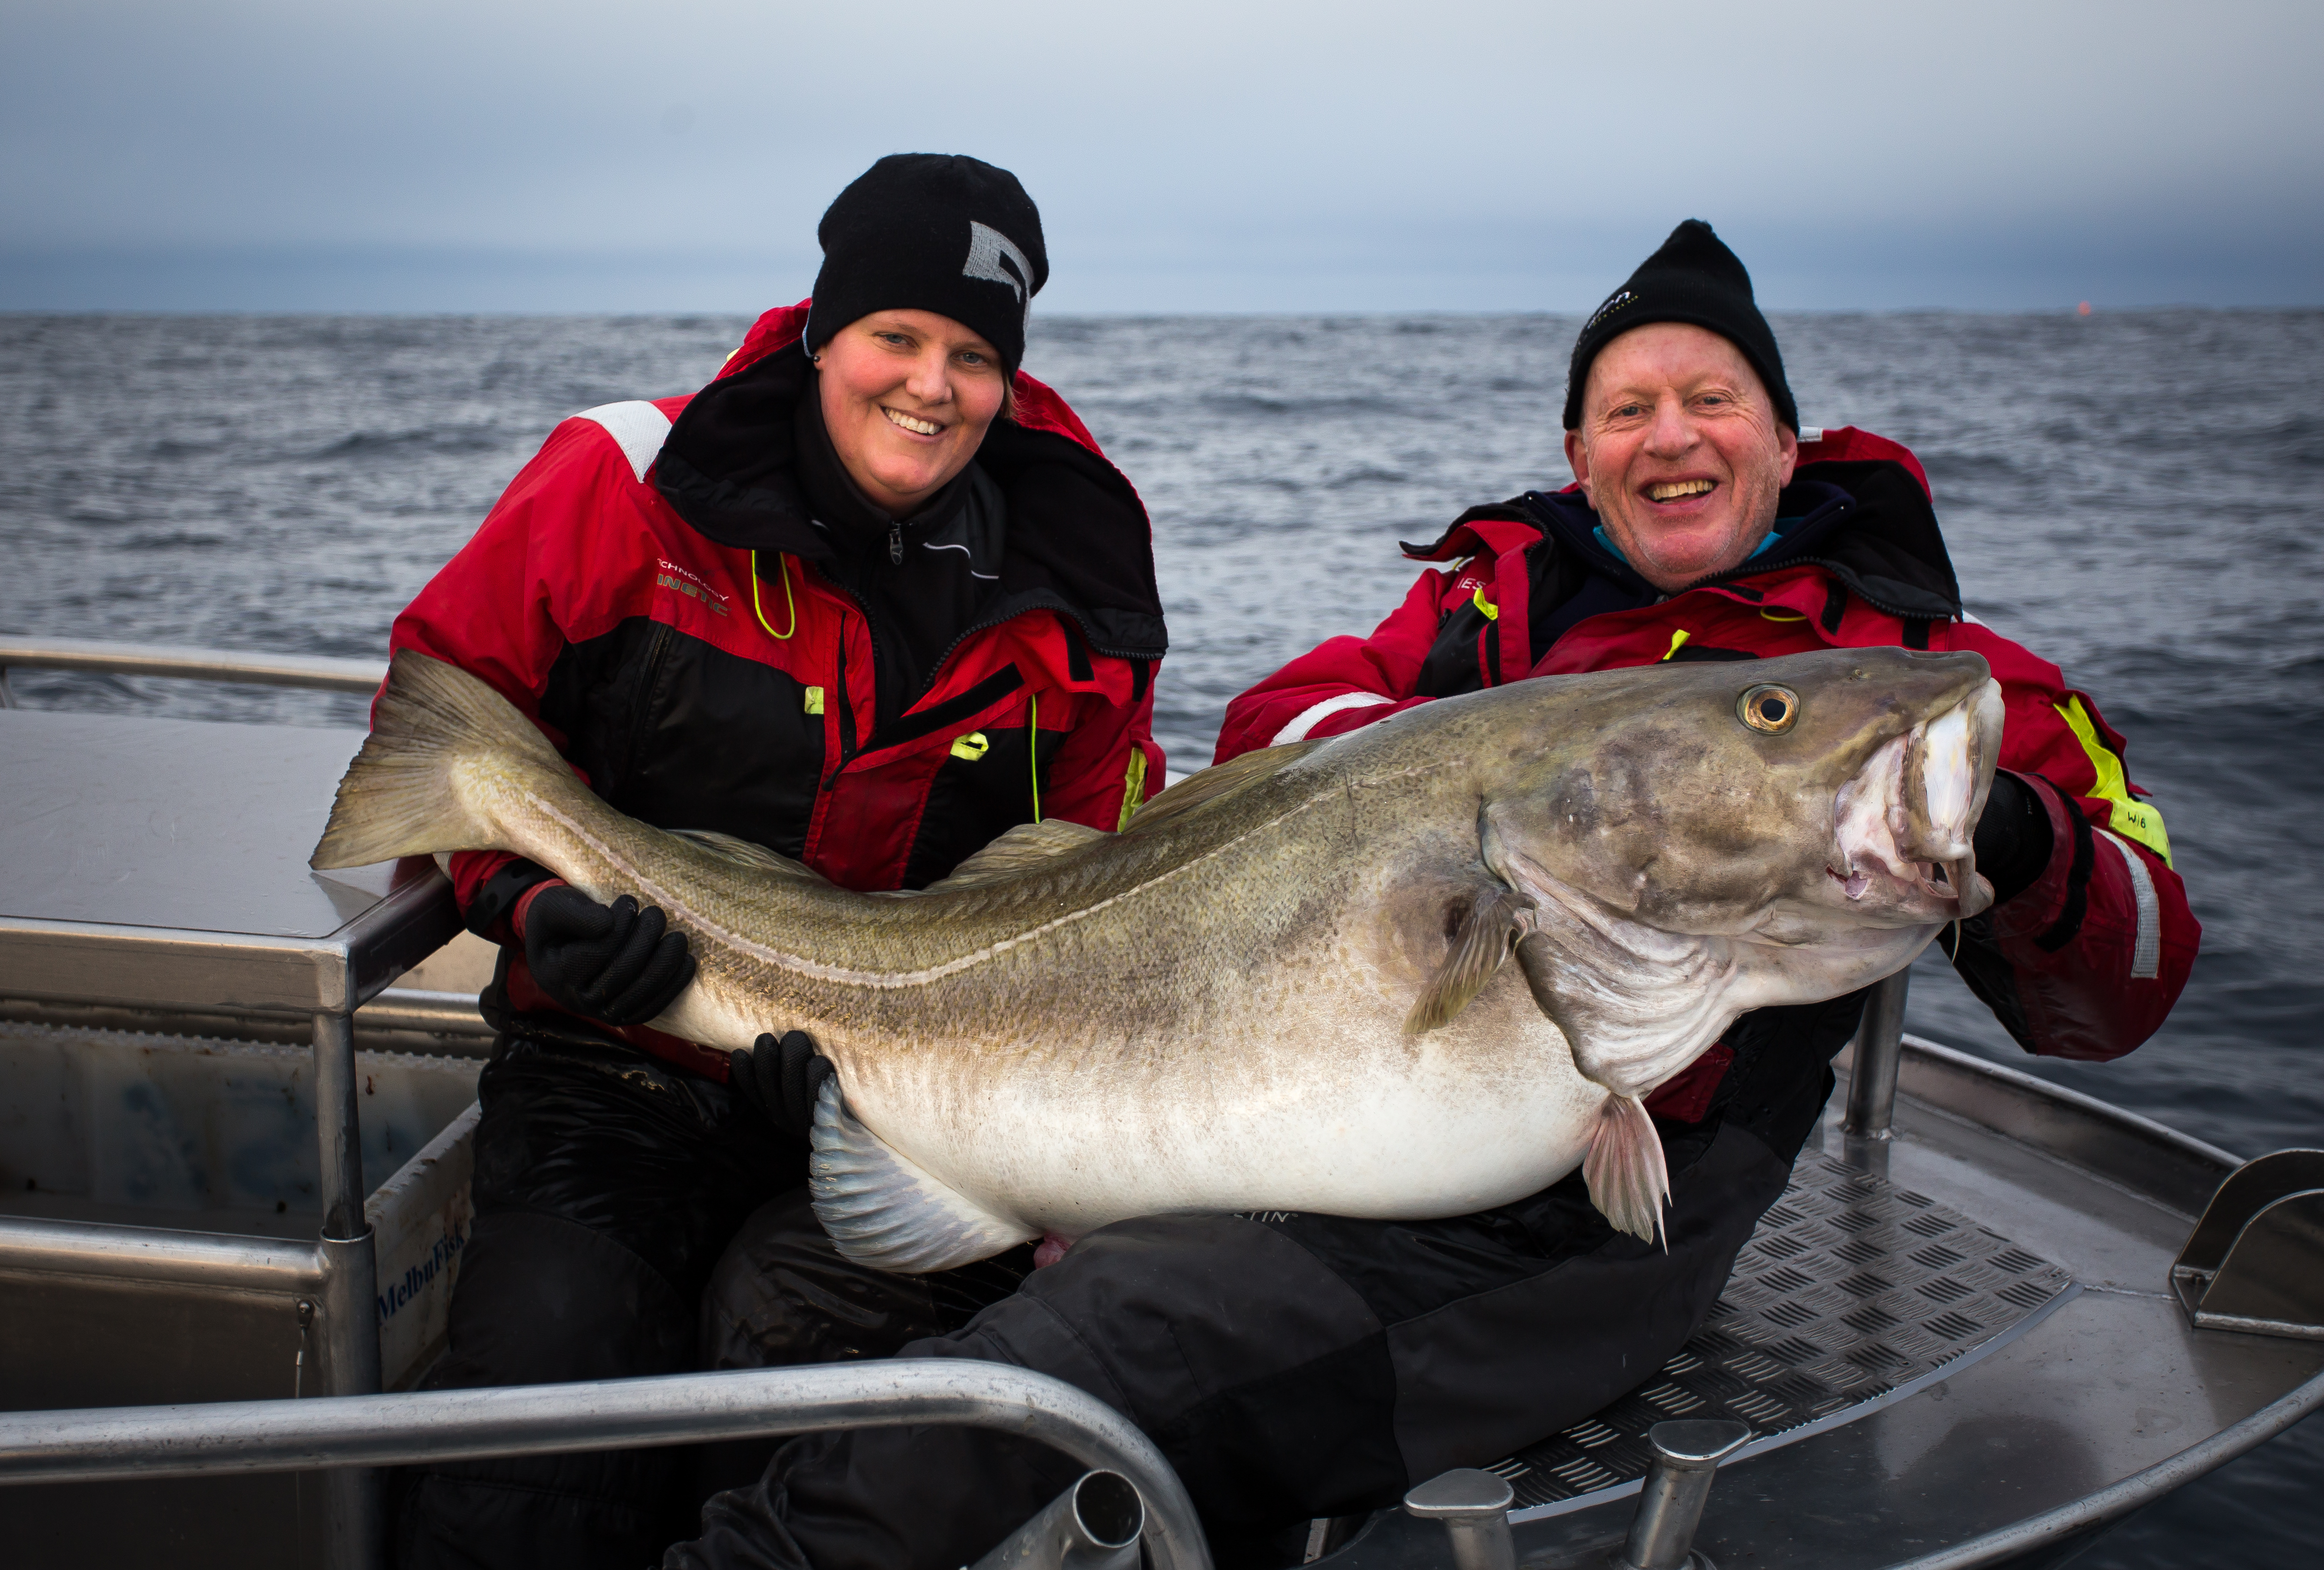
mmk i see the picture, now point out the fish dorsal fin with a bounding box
[1406,879,1537,1034]
[1122,738,1329,837]
[808,1082,1037,1272]
[667,828,826,882]
[923,818,1109,891]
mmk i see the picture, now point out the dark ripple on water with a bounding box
[1,309,2320,1562]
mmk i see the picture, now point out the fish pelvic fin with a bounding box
[311,651,566,869]
[809,1081,1038,1273]
[1405,880,1536,1035]
[1582,1092,1671,1249]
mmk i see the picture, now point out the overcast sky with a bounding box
[4,0,2321,313]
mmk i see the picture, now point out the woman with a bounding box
[387,154,1166,1570]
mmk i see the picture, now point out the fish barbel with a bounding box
[314,646,2003,1267]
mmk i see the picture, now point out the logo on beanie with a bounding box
[1584,289,1639,335]
[963,220,1034,315]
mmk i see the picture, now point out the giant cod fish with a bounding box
[314,646,2003,1269]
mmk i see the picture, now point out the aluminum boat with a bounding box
[0,635,2316,1570]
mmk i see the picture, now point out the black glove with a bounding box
[729,1030,836,1142]
[520,886,697,1027]
[1971,771,2055,906]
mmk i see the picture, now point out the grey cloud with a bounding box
[2,0,2320,309]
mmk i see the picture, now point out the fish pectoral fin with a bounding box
[1119,737,1330,835]
[1581,1092,1671,1249]
[808,1082,1037,1273]
[665,828,826,882]
[1405,880,1535,1035]
[922,819,1108,890]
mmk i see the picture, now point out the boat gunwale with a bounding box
[1871,1363,2324,1570]
[1871,1032,2241,1217]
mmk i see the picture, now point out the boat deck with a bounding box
[1334,1045,2324,1569]
[1492,1148,2077,1519]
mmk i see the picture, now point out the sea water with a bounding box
[2,309,2319,1565]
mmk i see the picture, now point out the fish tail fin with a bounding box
[1581,1092,1671,1248]
[310,650,567,869]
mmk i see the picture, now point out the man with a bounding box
[1218,219,2192,1063]
[666,222,2195,1570]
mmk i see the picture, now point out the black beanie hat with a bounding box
[804,153,1049,377]
[1562,219,1797,433]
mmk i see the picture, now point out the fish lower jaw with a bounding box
[1827,851,1941,897]
[1825,856,1976,921]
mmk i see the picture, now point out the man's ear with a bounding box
[1564,428,1594,503]
[1775,423,1799,487]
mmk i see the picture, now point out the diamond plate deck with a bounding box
[1495,1152,2078,1519]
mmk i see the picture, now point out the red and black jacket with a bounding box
[1218,427,2195,1078]
[391,302,1167,1034]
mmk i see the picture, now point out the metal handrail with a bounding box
[0,634,385,695]
[356,986,492,1037]
[1843,969,1909,1139]
[0,1360,1214,1570]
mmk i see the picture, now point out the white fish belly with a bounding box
[838,966,1610,1235]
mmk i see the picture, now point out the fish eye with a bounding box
[1737,684,1799,734]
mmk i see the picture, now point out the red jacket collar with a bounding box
[660,301,1167,662]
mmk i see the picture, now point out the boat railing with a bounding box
[0,633,495,1047]
[1844,970,1910,1140]
[0,1362,1214,1570]
[0,634,386,704]
[0,634,466,1567]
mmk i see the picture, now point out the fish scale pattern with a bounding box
[1494,1152,2076,1514]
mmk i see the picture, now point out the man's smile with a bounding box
[881,406,943,437]
[1645,477,1717,502]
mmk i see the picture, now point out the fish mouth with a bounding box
[1827,678,2006,921]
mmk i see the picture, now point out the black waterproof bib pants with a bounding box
[664,994,1864,1570]
[392,1021,801,1570]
